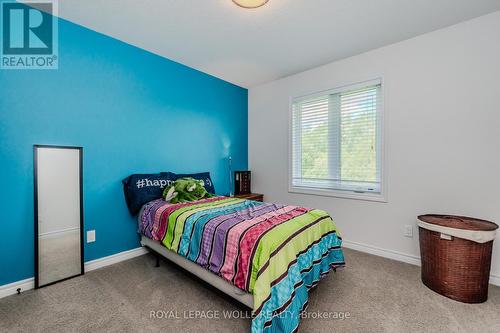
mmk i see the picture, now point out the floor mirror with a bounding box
[34,145,84,288]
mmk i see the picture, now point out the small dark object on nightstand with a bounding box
[234,171,251,195]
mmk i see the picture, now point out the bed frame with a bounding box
[140,236,254,309]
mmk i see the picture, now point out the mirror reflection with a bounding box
[35,146,83,287]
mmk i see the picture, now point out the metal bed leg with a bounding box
[155,255,160,268]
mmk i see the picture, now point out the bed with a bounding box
[138,196,345,333]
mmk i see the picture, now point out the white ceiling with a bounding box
[55,0,500,88]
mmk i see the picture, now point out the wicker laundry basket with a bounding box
[417,214,498,303]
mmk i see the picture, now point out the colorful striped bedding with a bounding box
[139,196,345,333]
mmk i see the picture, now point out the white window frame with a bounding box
[288,78,387,202]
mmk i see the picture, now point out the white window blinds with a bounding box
[291,81,382,194]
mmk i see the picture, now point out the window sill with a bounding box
[288,186,387,203]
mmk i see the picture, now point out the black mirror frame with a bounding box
[34,144,84,289]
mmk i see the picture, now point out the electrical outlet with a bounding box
[404,225,413,238]
[87,230,96,243]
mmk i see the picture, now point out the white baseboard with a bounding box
[2,242,498,300]
[342,239,500,287]
[84,247,148,272]
[490,274,500,286]
[0,278,35,299]
[342,240,421,266]
[0,246,148,300]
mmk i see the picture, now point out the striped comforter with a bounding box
[139,196,345,333]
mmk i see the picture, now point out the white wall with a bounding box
[249,11,500,283]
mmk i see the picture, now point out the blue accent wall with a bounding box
[0,17,248,285]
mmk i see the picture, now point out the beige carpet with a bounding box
[1,248,499,332]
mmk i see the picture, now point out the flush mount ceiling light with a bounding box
[232,0,269,9]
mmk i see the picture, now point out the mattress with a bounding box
[138,196,345,333]
[140,235,254,308]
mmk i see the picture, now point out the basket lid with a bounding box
[417,214,498,231]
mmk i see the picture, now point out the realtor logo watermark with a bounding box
[1,0,58,69]
[149,309,352,321]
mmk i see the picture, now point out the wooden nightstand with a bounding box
[234,193,264,202]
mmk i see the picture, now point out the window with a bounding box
[290,79,384,200]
